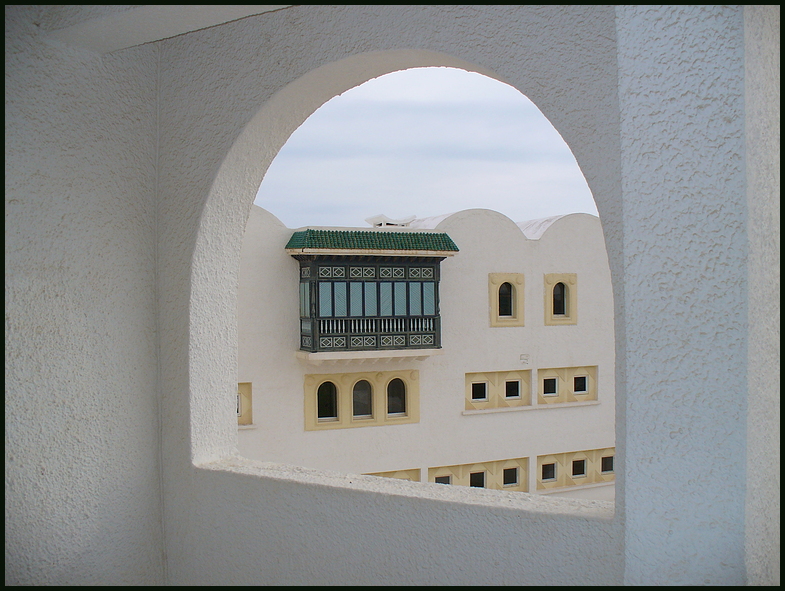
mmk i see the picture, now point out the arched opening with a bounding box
[386,378,407,415]
[233,62,614,501]
[553,281,567,316]
[192,45,619,508]
[317,381,338,421]
[499,282,514,317]
[352,380,373,418]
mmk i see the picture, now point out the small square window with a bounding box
[505,381,520,398]
[572,459,587,477]
[435,475,451,485]
[503,467,518,486]
[601,456,614,473]
[543,377,558,396]
[574,376,588,393]
[469,471,485,488]
[471,382,488,401]
[541,463,556,481]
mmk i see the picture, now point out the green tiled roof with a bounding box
[285,229,459,252]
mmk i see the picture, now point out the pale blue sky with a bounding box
[254,67,597,229]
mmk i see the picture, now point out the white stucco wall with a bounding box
[743,5,781,586]
[5,4,779,587]
[237,207,616,498]
[5,6,164,584]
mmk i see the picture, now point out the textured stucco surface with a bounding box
[743,5,780,586]
[5,6,164,585]
[616,6,748,585]
[5,4,779,586]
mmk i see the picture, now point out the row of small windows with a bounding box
[469,376,586,400]
[540,455,614,480]
[489,273,577,327]
[312,280,438,318]
[317,378,406,420]
[304,370,420,430]
[465,366,598,411]
[366,449,615,493]
[435,466,522,488]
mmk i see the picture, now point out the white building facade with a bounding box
[238,207,616,500]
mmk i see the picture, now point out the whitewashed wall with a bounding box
[5,6,164,585]
[5,4,778,586]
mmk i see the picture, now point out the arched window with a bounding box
[317,381,338,420]
[498,282,514,317]
[553,282,567,316]
[387,378,406,415]
[352,380,373,418]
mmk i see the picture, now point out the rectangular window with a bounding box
[435,475,451,485]
[364,282,377,316]
[333,282,347,317]
[543,377,558,396]
[422,282,436,315]
[299,282,310,317]
[505,380,520,398]
[541,463,556,481]
[318,282,332,317]
[409,282,422,316]
[574,375,588,393]
[503,467,518,486]
[471,382,488,401]
[393,282,407,316]
[601,456,614,473]
[379,282,393,316]
[572,459,586,477]
[349,282,363,316]
[469,471,485,488]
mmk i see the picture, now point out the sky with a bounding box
[254,67,597,229]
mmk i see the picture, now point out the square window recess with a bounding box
[543,378,558,396]
[601,456,614,473]
[541,463,556,480]
[469,471,485,488]
[503,467,518,486]
[572,459,587,477]
[471,382,488,401]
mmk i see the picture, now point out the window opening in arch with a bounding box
[353,380,373,418]
[553,282,567,316]
[499,282,514,317]
[317,381,338,421]
[387,378,406,415]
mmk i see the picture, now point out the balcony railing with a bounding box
[300,316,440,352]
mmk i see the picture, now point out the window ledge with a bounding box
[539,481,615,495]
[296,348,443,365]
[462,400,600,416]
[238,424,258,430]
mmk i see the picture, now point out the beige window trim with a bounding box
[536,447,615,491]
[544,273,577,325]
[237,382,253,426]
[465,370,532,411]
[304,370,420,430]
[537,366,598,404]
[489,273,525,327]
[428,457,529,493]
